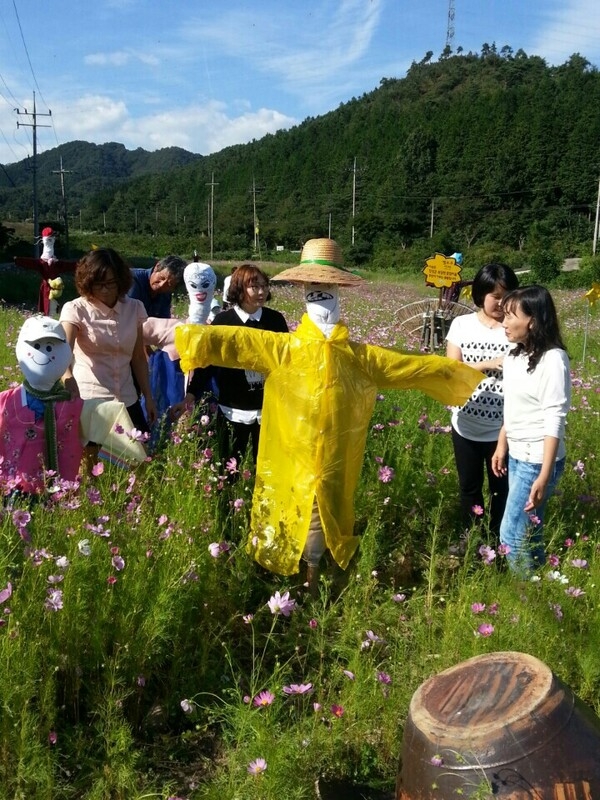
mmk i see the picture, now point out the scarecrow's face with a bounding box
[16,333,72,391]
[184,263,217,324]
[184,263,216,302]
[305,283,340,329]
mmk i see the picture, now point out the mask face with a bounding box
[305,284,340,329]
[16,327,72,391]
[184,263,217,324]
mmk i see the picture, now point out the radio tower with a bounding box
[445,0,455,50]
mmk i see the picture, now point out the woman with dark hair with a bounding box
[59,248,157,435]
[198,263,288,466]
[491,285,571,573]
[446,263,519,542]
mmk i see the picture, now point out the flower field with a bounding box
[0,279,598,799]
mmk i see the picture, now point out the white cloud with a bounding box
[528,0,600,65]
[84,50,159,68]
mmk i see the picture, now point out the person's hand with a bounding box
[524,478,547,512]
[491,448,507,477]
[170,393,195,421]
[63,375,80,400]
[144,396,158,427]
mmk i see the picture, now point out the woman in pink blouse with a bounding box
[60,248,157,437]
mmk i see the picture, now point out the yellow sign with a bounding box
[585,282,600,306]
[423,253,462,289]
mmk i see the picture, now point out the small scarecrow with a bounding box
[175,239,483,591]
[0,315,84,495]
[14,228,77,316]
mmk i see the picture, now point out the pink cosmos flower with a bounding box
[331,704,345,718]
[343,670,355,681]
[11,509,31,528]
[566,586,585,598]
[476,623,494,637]
[0,582,12,605]
[488,602,499,615]
[308,618,318,629]
[548,553,560,567]
[378,465,395,483]
[91,462,104,477]
[107,576,117,585]
[430,755,443,767]
[225,457,238,473]
[247,758,267,775]
[528,513,541,525]
[571,559,588,569]
[233,498,244,512]
[44,589,64,612]
[283,683,313,695]
[472,504,484,517]
[377,671,392,685]
[243,614,254,624]
[253,690,275,707]
[48,731,57,745]
[497,543,511,556]
[471,602,486,614]
[267,590,296,617]
[112,555,125,571]
[479,545,496,564]
[564,538,575,548]
[392,593,406,603]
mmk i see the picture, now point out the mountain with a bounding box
[0,140,202,220]
[1,48,599,262]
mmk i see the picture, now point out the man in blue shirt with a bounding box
[129,255,186,318]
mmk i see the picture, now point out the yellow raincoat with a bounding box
[176,315,481,575]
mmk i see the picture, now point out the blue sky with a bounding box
[1,0,599,166]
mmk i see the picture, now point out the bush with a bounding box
[529,250,562,284]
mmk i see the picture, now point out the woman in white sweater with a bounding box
[491,285,571,573]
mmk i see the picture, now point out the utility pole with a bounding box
[593,176,600,256]
[250,177,262,254]
[15,92,52,257]
[430,199,435,238]
[206,172,218,259]
[351,157,357,245]
[52,157,73,254]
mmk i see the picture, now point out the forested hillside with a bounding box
[1,48,599,265]
[0,141,201,221]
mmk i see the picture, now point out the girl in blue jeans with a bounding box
[491,286,571,573]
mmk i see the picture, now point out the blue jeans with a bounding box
[500,455,565,574]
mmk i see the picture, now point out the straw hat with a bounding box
[271,238,364,286]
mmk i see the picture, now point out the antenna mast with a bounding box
[445,0,455,50]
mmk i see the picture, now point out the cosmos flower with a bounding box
[378,465,395,483]
[471,602,486,614]
[476,623,494,637]
[479,545,496,564]
[283,683,313,695]
[12,509,31,528]
[91,462,104,477]
[331,704,345,718]
[247,758,267,775]
[253,690,275,707]
[78,539,92,556]
[267,590,296,617]
[44,589,64,612]
[180,699,195,714]
[377,671,392,685]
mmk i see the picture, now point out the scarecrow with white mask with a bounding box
[0,315,84,495]
[184,261,217,324]
[175,239,483,589]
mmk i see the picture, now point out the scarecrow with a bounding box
[14,228,77,316]
[0,315,84,495]
[174,239,483,589]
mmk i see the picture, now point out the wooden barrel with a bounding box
[397,651,600,799]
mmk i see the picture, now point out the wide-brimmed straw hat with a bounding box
[271,238,364,286]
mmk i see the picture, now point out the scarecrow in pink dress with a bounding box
[14,228,77,316]
[0,315,84,496]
